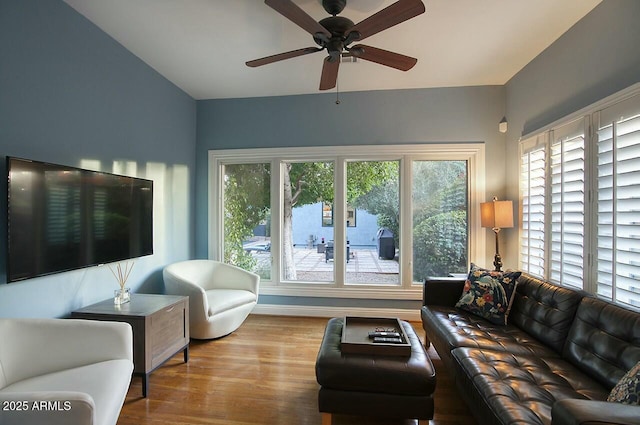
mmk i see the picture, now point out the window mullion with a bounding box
[210,159,223,261]
[584,118,597,296]
[544,135,553,282]
[400,155,412,288]
[334,158,347,287]
[271,159,283,284]
[611,120,618,303]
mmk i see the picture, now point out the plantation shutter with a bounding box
[549,119,586,289]
[596,93,640,308]
[520,135,547,277]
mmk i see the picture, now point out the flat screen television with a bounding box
[6,157,153,282]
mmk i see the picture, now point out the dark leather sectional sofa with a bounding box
[421,273,640,425]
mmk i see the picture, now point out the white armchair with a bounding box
[0,318,133,425]
[163,260,260,339]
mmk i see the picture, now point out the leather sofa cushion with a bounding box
[452,347,609,425]
[422,306,558,357]
[552,399,640,425]
[315,318,436,396]
[563,297,640,389]
[509,274,584,354]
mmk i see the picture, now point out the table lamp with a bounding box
[480,197,514,272]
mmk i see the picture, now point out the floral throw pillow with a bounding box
[455,264,521,325]
[608,361,640,405]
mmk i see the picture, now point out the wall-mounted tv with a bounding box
[6,157,153,282]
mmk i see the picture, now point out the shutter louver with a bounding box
[520,145,546,277]
[597,97,640,308]
[550,120,586,289]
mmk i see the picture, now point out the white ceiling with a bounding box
[63,0,602,100]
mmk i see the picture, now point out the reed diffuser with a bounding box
[109,261,134,305]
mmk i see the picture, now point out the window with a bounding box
[222,162,271,279]
[595,94,640,307]
[282,160,334,283]
[412,160,468,281]
[520,85,640,309]
[550,119,586,289]
[346,160,399,285]
[321,203,356,227]
[209,144,485,295]
[520,138,546,277]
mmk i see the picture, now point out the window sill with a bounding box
[259,284,423,300]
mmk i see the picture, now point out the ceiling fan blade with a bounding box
[347,0,425,42]
[265,0,331,39]
[246,47,323,67]
[319,57,340,91]
[351,44,417,71]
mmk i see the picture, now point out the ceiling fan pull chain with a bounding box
[335,78,340,104]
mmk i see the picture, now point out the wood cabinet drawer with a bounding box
[150,300,188,369]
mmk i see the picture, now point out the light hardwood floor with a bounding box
[117,315,477,425]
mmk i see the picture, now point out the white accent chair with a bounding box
[0,318,133,425]
[163,260,260,339]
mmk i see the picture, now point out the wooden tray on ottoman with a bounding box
[341,316,411,356]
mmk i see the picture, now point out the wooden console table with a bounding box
[72,293,189,397]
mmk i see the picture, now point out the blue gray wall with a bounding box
[503,0,640,255]
[196,86,507,259]
[196,86,506,310]
[0,0,196,318]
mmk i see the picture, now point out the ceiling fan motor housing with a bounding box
[314,16,357,57]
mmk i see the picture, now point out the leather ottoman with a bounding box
[315,317,436,424]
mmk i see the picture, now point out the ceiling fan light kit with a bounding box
[246,0,425,91]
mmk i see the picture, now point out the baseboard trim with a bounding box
[252,304,421,321]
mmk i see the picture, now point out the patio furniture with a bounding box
[325,241,350,263]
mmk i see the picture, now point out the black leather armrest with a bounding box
[552,399,640,425]
[422,277,466,307]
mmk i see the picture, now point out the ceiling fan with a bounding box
[246,0,426,91]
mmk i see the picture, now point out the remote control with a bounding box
[368,331,401,339]
[373,337,403,344]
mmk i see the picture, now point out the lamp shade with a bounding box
[480,199,514,229]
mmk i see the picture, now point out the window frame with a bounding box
[519,82,640,310]
[209,144,486,300]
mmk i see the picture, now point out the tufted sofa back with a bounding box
[563,296,640,389]
[509,274,585,353]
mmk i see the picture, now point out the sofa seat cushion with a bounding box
[452,347,609,425]
[422,306,558,357]
[206,289,256,316]
[0,359,133,425]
